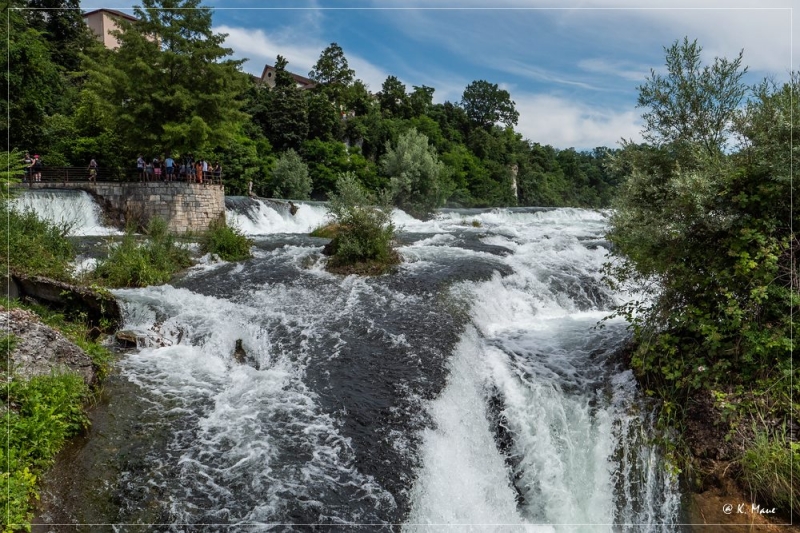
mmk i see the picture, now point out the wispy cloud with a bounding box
[577,58,651,82]
[514,94,642,149]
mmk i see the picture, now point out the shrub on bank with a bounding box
[200,218,252,261]
[92,217,192,287]
[0,205,75,281]
[323,173,399,275]
[0,371,90,532]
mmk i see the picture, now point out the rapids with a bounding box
[29,193,683,531]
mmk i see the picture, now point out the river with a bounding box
[21,191,684,531]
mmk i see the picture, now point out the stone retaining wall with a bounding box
[27,182,225,233]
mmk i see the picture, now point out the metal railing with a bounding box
[21,166,224,185]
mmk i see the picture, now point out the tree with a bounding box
[25,0,94,73]
[381,128,452,219]
[271,149,312,200]
[637,37,748,157]
[309,42,355,106]
[460,80,519,130]
[79,0,250,158]
[264,56,309,151]
[407,85,435,118]
[378,76,407,118]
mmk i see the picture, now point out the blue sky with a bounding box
[80,0,796,150]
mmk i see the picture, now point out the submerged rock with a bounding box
[3,306,96,385]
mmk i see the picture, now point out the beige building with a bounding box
[258,64,316,90]
[83,8,137,49]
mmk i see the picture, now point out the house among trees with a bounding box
[83,8,137,49]
[259,64,317,90]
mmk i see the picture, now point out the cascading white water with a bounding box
[46,202,682,529]
[225,198,329,235]
[402,208,680,531]
[10,189,120,236]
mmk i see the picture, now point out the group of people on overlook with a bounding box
[136,154,222,184]
[22,152,222,184]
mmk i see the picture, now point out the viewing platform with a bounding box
[23,180,225,234]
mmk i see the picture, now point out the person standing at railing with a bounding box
[23,152,32,183]
[211,161,221,184]
[137,155,145,182]
[31,155,42,182]
[153,157,162,181]
[88,157,98,182]
[165,154,175,182]
[201,159,208,185]
[195,159,203,184]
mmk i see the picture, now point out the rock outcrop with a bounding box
[3,306,97,385]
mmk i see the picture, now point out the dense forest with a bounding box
[3,0,623,209]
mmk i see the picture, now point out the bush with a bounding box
[1,205,75,281]
[324,173,399,274]
[0,372,90,532]
[92,217,192,287]
[200,218,252,261]
[272,148,312,200]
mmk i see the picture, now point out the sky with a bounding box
[79,0,797,150]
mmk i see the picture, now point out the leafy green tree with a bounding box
[460,80,519,130]
[79,0,250,159]
[2,6,65,152]
[341,79,374,117]
[381,128,452,218]
[606,42,796,424]
[302,139,350,197]
[271,149,312,200]
[638,37,747,157]
[306,91,340,141]
[263,55,309,152]
[309,42,355,107]
[378,75,408,118]
[407,85,435,118]
[25,0,94,73]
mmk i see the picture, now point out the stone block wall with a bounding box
[27,182,225,233]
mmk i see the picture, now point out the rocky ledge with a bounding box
[3,306,97,386]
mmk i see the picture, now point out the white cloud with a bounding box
[577,58,651,82]
[513,94,643,148]
[216,24,391,91]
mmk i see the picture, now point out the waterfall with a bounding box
[10,189,120,236]
[36,206,683,530]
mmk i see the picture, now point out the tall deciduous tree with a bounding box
[381,128,451,218]
[271,148,312,200]
[637,37,747,157]
[460,80,519,130]
[80,0,249,157]
[378,76,407,118]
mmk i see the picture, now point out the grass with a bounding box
[740,425,799,517]
[92,217,193,288]
[0,205,75,281]
[199,218,252,261]
[309,223,341,239]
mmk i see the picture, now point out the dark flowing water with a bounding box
[25,193,683,532]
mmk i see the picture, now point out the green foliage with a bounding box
[0,372,90,532]
[264,56,309,152]
[200,218,252,261]
[309,42,355,106]
[92,218,192,287]
[460,80,519,130]
[0,203,75,281]
[638,37,748,157]
[325,173,398,273]
[381,128,452,219]
[740,427,800,516]
[271,149,312,200]
[606,42,797,501]
[379,75,408,118]
[79,0,250,159]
